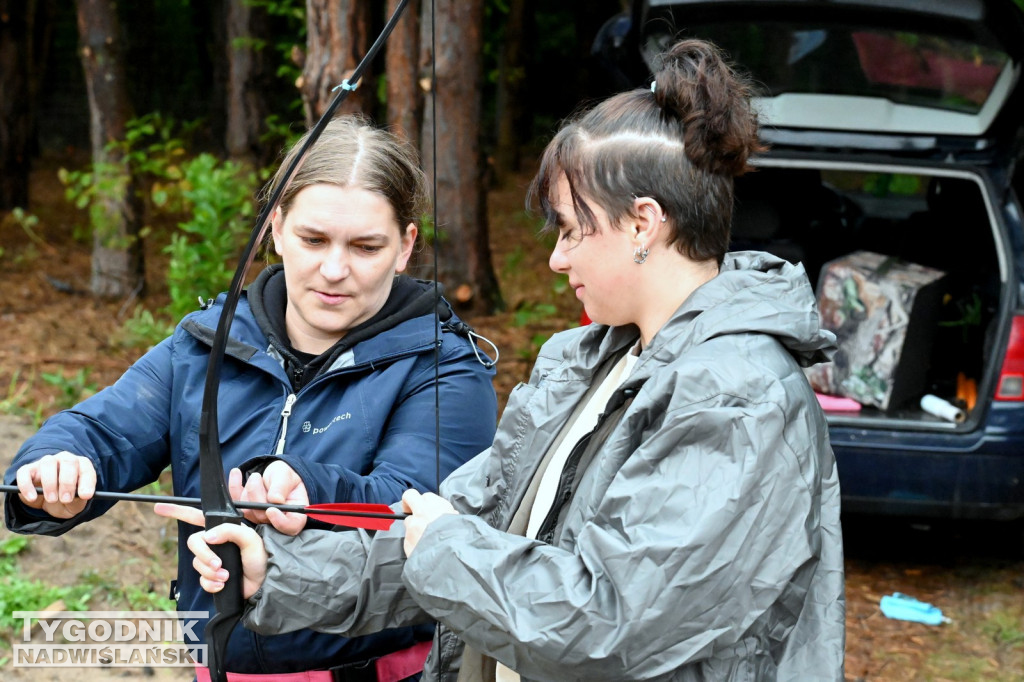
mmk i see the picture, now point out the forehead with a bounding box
[284,184,398,231]
[548,173,576,213]
[549,172,616,232]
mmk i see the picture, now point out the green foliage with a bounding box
[511,302,558,365]
[4,207,43,245]
[512,302,557,328]
[502,245,526,274]
[0,208,48,263]
[981,608,1024,645]
[550,273,570,297]
[79,570,177,613]
[163,153,258,321]
[939,292,983,343]
[117,306,177,349]
[0,370,45,428]
[0,536,29,558]
[137,466,174,497]
[517,332,552,363]
[111,112,196,182]
[261,113,305,150]
[60,113,263,340]
[58,160,131,244]
[863,173,923,197]
[419,212,443,245]
[0,576,93,630]
[59,112,194,245]
[123,586,177,612]
[246,0,306,97]
[922,650,997,681]
[0,539,93,634]
[40,368,98,411]
[58,113,263,346]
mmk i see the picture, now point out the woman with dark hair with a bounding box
[5,115,499,681]
[163,40,845,681]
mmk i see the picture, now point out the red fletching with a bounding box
[300,503,407,530]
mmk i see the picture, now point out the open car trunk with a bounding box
[730,161,1005,430]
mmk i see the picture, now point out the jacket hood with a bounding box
[664,250,837,367]
[246,264,442,381]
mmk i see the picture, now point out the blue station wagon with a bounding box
[595,0,1024,520]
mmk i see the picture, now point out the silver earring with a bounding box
[661,215,667,222]
[633,245,649,265]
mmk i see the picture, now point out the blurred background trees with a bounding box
[0,0,626,318]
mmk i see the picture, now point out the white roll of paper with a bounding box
[920,394,965,424]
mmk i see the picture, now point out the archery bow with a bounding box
[197,3,411,680]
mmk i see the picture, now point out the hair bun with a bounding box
[653,39,765,177]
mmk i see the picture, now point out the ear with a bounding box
[270,206,285,257]
[395,223,418,273]
[631,196,668,246]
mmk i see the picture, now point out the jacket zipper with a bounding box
[274,393,297,455]
[535,386,638,545]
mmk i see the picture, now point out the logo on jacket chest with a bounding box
[301,413,352,435]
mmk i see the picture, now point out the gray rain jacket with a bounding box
[243,251,846,681]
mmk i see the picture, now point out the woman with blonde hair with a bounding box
[7,115,498,681]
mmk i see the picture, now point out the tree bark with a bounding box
[301,0,373,124]
[75,0,145,299]
[419,0,502,313]
[225,0,272,162]
[0,0,32,209]
[493,0,529,183]
[384,0,421,146]
[27,0,57,159]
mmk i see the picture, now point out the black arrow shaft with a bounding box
[0,485,406,520]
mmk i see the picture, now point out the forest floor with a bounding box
[0,157,1022,680]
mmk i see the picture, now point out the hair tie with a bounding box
[650,80,657,93]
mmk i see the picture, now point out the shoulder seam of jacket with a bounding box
[181,318,259,362]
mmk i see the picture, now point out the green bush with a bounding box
[163,153,259,322]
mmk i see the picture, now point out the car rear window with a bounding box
[645,23,1010,115]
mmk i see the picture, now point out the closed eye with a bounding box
[552,215,569,240]
[559,225,581,244]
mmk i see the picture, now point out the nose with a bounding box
[320,247,350,281]
[549,240,570,274]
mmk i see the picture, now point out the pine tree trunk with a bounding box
[419,0,502,313]
[302,0,372,124]
[493,0,529,183]
[225,0,272,162]
[0,0,32,209]
[75,0,145,299]
[385,0,422,146]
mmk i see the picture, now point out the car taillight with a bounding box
[996,315,1024,400]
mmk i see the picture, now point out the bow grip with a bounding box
[203,512,244,682]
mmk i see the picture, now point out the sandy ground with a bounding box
[1,415,192,682]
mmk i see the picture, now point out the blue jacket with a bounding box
[5,279,498,674]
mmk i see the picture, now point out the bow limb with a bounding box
[197,3,412,681]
